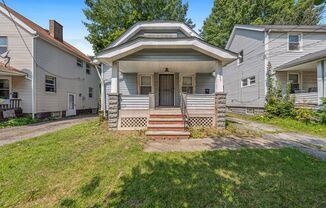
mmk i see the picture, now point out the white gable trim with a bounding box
[226,25,265,49]
[0,7,36,35]
[109,22,201,48]
[97,38,237,64]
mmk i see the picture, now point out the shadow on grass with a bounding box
[81,176,101,197]
[103,149,325,207]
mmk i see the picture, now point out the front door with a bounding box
[67,93,76,116]
[159,74,174,106]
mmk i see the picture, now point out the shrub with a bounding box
[295,108,315,124]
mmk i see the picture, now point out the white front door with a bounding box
[67,93,76,116]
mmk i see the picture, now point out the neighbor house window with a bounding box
[182,76,193,94]
[88,87,93,98]
[45,75,56,92]
[0,79,9,99]
[288,34,302,51]
[0,36,8,54]
[241,76,256,87]
[77,58,83,67]
[140,75,152,95]
[288,73,300,93]
[86,63,91,74]
[238,50,244,64]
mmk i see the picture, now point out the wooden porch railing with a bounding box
[293,92,318,105]
[0,99,22,110]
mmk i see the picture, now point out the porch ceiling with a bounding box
[119,60,216,73]
[275,61,317,72]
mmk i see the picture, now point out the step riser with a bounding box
[150,115,184,119]
[148,127,186,131]
[149,121,185,125]
[149,135,190,140]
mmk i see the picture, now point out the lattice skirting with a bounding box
[119,117,148,130]
[188,116,214,128]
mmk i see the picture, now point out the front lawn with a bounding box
[0,120,326,207]
[228,113,326,138]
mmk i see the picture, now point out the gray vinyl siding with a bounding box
[34,38,99,113]
[276,71,317,93]
[0,10,33,113]
[224,29,266,108]
[119,73,137,95]
[196,73,215,94]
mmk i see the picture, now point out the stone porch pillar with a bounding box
[215,60,223,93]
[317,60,326,105]
[108,61,119,130]
[215,92,226,128]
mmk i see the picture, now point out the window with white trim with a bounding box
[86,63,91,74]
[181,76,194,94]
[0,36,8,54]
[238,50,244,64]
[241,76,256,87]
[45,75,56,92]
[77,58,83,67]
[88,87,93,98]
[288,73,300,93]
[0,79,9,99]
[288,34,302,51]
[139,75,152,95]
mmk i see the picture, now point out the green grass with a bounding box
[229,113,326,138]
[1,120,326,207]
[0,117,43,129]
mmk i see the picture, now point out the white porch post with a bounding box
[215,60,223,93]
[317,60,326,105]
[111,61,119,93]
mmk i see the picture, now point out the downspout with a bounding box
[31,35,38,119]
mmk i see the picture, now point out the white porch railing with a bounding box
[294,92,318,105]
[0,99,22,110]
[186,94,215,110]
[120,95,149,110]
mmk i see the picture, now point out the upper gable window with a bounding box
[288,34,302,51]
[0,37,8,54]
[77,58,83,67]
[143,33,178,38]
[238,50,244,64]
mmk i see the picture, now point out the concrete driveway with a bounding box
[0,115,97,146]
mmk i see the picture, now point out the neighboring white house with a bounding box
[96,21,237,138]
[224,25,326,114]
[0,3,99,119]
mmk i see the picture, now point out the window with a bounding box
[182,76,193,94]
[241,76,256,87]
[88,87,93,98]
[288,73,300,93]
[288,34,301,51]
[86,64,91,74]
[45,75,56,92]
[77,58,83,67]
[0,79,9,99]
[140,75,152,95]
[238,50,244,64]
[0,36,8,54]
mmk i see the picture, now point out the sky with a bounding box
[3,0,214,56]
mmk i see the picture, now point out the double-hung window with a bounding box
[288,73,300,93]
[86,64,91,74]
[77,58,83,67]
[238,50,244,64]
[0,79,9,99]
[288,34,302,51]
[181,76,194,94]
[0,36,8,54]
[139,75,152,95]
[241,76,256,87]
[88,87,93,98]
[45,75,56,93]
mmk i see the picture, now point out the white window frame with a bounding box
[0,36,8,54]
[238,50,244,65]
[0,77,11,99]
[287,72,302,93]
[179,73,196,94]
[288,33,303,52]
[241,76,256,88]
[77,58,83,67]
[137,74,154,95]
[86,63,91,74]
[45,75,56,93]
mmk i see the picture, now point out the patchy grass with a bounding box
[190,122,261,139]
[228,113,326,138]
[0,117,44,129]
[0,120,326,207]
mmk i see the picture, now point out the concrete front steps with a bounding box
[145,109,190,139]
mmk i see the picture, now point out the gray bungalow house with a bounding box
[96,21,237,138]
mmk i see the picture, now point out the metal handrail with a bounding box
[180,93,189,129]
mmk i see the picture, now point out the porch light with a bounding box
[164,68,169,72]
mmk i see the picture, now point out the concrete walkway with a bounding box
[0,115,97,146]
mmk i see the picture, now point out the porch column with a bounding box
[215,93,226,128]
[108,61,119,130]
[215,61,223,93]
[317,60,326,105]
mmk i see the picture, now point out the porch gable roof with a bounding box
[0,64,27,76]
[97,37,237,65]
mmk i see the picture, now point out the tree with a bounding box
[83,0,194,53]
[202,0,324,48]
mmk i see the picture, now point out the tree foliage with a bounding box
[83,0,194,53]
[202,0,324,47]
